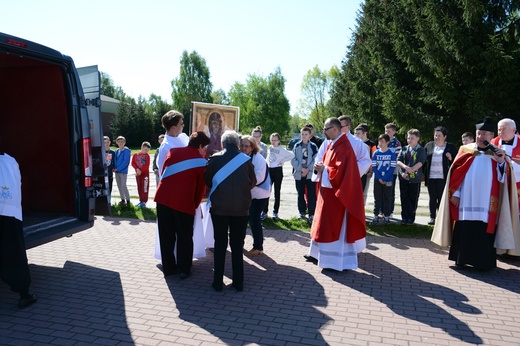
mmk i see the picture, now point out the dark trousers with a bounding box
[381,174,397,215]
[295,178,316,216]
[249,198,269,251]
[156,204,194,275]
[373,180,393,217]
[399,180,421,222]
[264,167,283,214]
[211,214,248,286]
[108,176,113,195]
[0,216,31,295]
[361,173,368,191]
[427,179,446,219]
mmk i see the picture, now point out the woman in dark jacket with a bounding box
[423,126,458,225]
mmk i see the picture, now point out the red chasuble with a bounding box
[311,134,366,243]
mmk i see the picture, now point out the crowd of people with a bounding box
[101,113,520,292]
[2,108,519,308]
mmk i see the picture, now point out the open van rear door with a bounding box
[78,65,111,216]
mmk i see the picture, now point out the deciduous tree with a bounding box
[228,67,290,139]
[171,50,213,131]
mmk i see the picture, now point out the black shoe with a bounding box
[232,282,243,292]
[157,263,179,277]
[303,254,318,263]
[212,282,223,292]
[179,272,191,280]
[18,294,38,309]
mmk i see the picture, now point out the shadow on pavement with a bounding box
[323,252,483,344]
[450,265,520,294]
[366,235,450,256]
[262,228,311,248]
[0,261,133,345]
[166,252,329,345]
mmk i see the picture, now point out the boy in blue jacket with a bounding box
[114,136,131,205]
[371,134,396,225]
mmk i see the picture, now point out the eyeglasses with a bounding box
[341,125,348,128]
[323,126,333,132]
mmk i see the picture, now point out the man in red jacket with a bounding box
[154,132,210,279]
[306,117,366,271]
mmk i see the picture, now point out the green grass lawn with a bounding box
[110,204,433,239]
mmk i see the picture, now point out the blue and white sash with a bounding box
[161,158,207,180]
[207,153,251,208]
[256,162,271,191]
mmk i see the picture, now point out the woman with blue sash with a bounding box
[154,132,210,279]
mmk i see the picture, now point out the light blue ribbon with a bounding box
[256,163,271,191]
[207,153,251,208]
[161,158,207,180]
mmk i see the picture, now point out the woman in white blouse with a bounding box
[423,126,458,225]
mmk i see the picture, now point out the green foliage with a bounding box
[102,71,173,146]
[111,203,157,221]
[228,67,291,139]
[289,114,307,137]
[100,72,116,98]
[110,97,155,147]
[101,71,131,102]
[366,222,433,239]
[298,65,338,128]
[146,93,172,140]
[211,88,229,105]
[106,208,433,238]
[331,0,520,141]
[171,50,213,131]
[262,216,312,232]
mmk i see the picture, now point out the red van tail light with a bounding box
[6,38,28,48]
[82,138,93,187]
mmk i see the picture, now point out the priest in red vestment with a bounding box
[305,117,366,271]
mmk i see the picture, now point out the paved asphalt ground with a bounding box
[2,162,520,345]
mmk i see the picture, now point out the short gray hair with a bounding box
[221,130,240,148]
[498,118,516,130]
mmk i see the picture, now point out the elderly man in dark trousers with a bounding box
[204,131,256,292]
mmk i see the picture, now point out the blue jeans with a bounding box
[249,198,268,251]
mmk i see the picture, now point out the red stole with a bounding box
[311,135,366,243]
[448,149,500,234]
[492,135,520,209]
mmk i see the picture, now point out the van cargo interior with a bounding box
[0,53,74,226]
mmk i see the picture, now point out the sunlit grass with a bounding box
[109,206,432,239]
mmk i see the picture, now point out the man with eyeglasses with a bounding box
[312,116,371,182]
[305,117,366,271]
